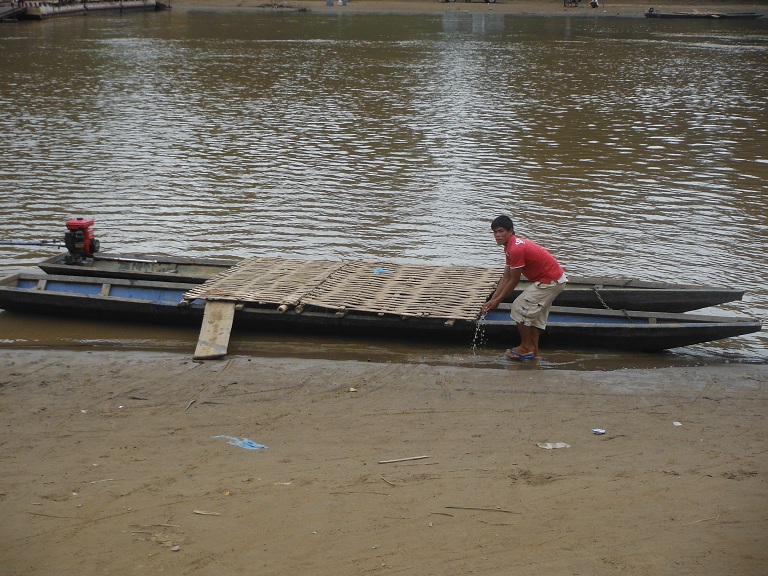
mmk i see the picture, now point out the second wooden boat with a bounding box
[37,252,745,313]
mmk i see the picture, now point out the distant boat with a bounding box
[3,0,169,21]
[645,8,763,19]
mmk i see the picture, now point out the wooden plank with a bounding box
[193,301,236,360]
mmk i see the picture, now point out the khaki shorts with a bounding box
[511,279,566,330]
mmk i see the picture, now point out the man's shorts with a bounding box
[511,277,567,330]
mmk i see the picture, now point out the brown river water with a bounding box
[0,10,766,369]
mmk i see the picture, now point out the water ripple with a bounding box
[0,12,765,358]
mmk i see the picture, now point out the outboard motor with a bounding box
[64,218,100,263]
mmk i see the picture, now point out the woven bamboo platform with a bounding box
[183,256,500,322]
[182,256,343,306]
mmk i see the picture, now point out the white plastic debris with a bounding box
[673,421,682,427]
[537,442,570,450]
[592,428,606,435]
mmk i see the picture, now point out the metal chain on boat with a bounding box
[593,285,634,321]
[592,285,612,310]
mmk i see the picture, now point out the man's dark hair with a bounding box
[491,215,514,232]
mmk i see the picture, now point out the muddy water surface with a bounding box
[0,11,765,367]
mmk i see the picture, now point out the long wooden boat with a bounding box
[0,273,761,352]
[645,8,763,19]
[37,252,745,313]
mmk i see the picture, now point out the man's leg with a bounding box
[509,281,564,359]
[514,323,541,357]
[531,327,541,357]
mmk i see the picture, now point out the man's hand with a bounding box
[482,267,520,315]
[481,299,499,314]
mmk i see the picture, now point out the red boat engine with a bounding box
[64,218,100,263]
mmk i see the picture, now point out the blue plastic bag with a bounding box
[212,435,267,450]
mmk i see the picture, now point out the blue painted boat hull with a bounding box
[0,273,762,352]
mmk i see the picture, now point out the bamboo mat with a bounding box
[302,260,499,321]
[183,256,500,322]
[182,256,343,306]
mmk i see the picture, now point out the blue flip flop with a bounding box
[505,349,535,361]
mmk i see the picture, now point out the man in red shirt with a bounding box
[480,215,567,360]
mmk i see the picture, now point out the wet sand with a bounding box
[1,349,766,575]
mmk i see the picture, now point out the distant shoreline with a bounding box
[171,0,767,18]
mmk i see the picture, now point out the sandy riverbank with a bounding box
[0,349,766,575]
[172,0,768,18]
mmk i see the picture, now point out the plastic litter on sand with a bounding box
[537,442,570,450]
[213,435,268,450]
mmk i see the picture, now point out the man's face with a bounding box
[492,226,512,246]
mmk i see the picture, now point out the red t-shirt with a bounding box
[504,235,564,283]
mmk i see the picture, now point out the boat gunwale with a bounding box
[491,303,761,326]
